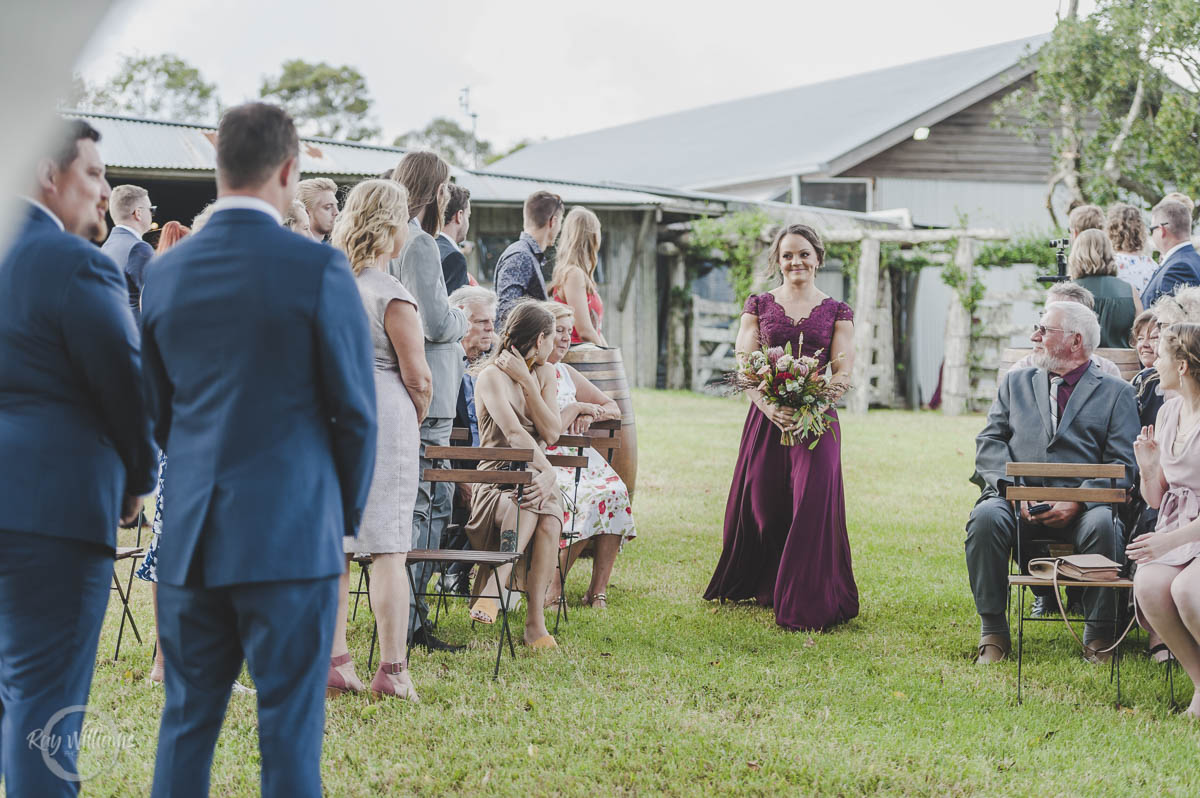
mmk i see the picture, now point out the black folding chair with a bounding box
[111,508,148,661]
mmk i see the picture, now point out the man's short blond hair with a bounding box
[296,177,338,211]
[110,184,149,222]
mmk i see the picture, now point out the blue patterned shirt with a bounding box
[495,231,548,327]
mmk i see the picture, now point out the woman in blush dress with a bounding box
[1129,323,1200,713]
[327,179,432,702]
[704,224,858,631]
[548,206,607,346]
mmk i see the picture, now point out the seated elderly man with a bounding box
[1010,282,1122,378]
[967,301,1138,665]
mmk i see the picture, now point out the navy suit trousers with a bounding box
[0,530,110,797]
[151,575,337,798]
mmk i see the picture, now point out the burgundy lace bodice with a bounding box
[744,293,854,371]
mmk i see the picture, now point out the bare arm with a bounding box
[734,310,795,433]
[1132,283,1144,315]
[476,368,557,503]
[562,267,606,345]
[495,350,561,445]
[564,364,619,420]
[384,298,432,423]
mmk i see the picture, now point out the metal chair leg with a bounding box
[1017,586,1025,705]
[352,562,369,621]
[112,569,142,661]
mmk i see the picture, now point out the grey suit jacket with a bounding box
[974,363,1138,505]
[389,218,468,419]
[101,225,154,321]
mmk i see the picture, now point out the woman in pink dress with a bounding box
[548,206,607,346]
[1128,322,1200,717]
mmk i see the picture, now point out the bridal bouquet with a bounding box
[730,338,846,448]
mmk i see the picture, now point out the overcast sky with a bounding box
[76,0,1096,151]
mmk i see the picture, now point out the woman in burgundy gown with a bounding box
[704,224,859,631]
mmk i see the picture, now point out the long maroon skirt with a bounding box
[703,403,858,631]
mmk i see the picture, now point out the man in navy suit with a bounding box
[101,183,155,324]
[437,183,471,293]
[1141,199,1200,308]
[0,120,156,796]
[140,103,377,798]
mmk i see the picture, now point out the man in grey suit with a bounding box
[390,198,469,651]
[967,301,1138,665]
[101,183,155,323]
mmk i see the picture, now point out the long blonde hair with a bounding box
[330,179,409,276]
[548,206,601,297]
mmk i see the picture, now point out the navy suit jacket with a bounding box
[101,225,154,322]
[1141,243,1200,308]
[140,208,377,588]
[436,234,469,295]
[0,205,157,547]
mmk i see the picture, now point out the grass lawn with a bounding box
[59,390,1200,796]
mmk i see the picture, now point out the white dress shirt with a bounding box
[210,196,283,225]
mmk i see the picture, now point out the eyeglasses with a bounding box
[143,205,157,217]
[1150,224,1165,234]
[1032,324,1071,336]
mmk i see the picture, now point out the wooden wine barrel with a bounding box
[562,346,638,500]
[997,347,1141,386]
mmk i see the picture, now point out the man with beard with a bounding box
[966,301,1138,666]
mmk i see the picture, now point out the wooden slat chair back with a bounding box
[415,444,535,678]
[1002,461,1134,703]
[998,348,1141,385]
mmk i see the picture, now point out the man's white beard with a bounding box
[1032,350,1069,373]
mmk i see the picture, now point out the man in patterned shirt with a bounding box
[494,190,564,327]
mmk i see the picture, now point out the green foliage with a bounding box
[71,54,220,123]
[995,0,1200,214]
[686,210,773,305]
[260,60,379,141]
[394,116,493,167]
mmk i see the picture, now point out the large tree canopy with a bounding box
[998,0,1200,223]
[70,54,221,124]
[259,60,379,141]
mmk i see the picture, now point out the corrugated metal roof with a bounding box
[64,111,892,227]
[488,35,1049,190]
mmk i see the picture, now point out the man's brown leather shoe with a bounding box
[976,633,1011,664]
[1083,640,1115,664]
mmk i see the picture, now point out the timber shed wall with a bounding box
[468,206,660,390]
[840,79,1053,184]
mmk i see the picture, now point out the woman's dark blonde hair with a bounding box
[475,299,555,375]
[330,179,409,276]
[1159,323,1200,384]
[1130,308,1157,347]
[391,151,450,237]
[547,206,601,297]
[1067,229,1117,279]
[767,224,825,278]
[1106,204,1147,255]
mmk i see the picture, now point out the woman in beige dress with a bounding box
[465,300,563,648]
[328,179,432,701]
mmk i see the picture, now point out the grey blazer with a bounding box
[974,363,1138,504]
[389,218,468,419]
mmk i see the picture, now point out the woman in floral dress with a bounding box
[543,302,635,609]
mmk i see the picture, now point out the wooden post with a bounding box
[661,243,689,389]
[941,237,977,416]
[847,237,879,414]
